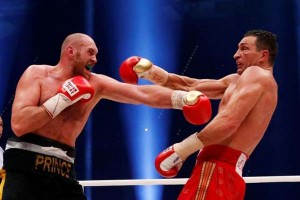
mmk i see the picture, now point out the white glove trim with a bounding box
[43,93,72,118]
[159,151,183,171]
[171,90,187,110]
[174,133,204,161]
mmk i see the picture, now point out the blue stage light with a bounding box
[107,0,183,199]
[84,0,95,199]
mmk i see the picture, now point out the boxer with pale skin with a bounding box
[2,33,211,200]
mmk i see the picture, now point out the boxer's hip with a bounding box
[197,144,248,177]
[178,145,248,200]
[3,133,76,180]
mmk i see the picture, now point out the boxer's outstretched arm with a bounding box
[96,74,174,108]
[119,56,230,99]
[93,74,212,125]
[96,74,206,109]
[164,72,234,99]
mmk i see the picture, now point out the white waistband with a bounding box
[235,153,247,177]
[5,140,74,163]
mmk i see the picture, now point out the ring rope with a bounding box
[79,176,300,187]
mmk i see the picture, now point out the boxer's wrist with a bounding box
[174,133,204,160]
[143,65,168,85]
[171,90,187,109]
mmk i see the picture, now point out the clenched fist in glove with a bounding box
[155,133,204,178]
[119,56,168,85]
[43,76,94,118]
[172,90,212,125]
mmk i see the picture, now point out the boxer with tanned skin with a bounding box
[121,29,278,199]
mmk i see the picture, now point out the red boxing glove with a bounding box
[119,56,168,85]
[119,56,153,84]
[155,133,204,178]
[59,76,94,103]
[172,91,212,125]
[43,76,94,118]
[119,56,140,84]
[183,91,212,125]
[154,146,183,178]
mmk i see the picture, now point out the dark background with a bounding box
[0,0,299,199]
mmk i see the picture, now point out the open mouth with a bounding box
[236,62,242,68]
[86,65,93,71]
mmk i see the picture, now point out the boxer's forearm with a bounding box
[11,106,51,136]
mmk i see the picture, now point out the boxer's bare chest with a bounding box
[219,78,238,110]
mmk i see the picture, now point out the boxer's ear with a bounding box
[259,50,269,63]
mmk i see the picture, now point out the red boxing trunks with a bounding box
[178,145,248,200]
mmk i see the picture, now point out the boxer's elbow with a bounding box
[226,119,241,132]
[218,114,242,134]
[11,120,27,137]
[226,117,243,134]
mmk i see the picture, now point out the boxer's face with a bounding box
[72,40,98,78]
[233,36,263,75]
